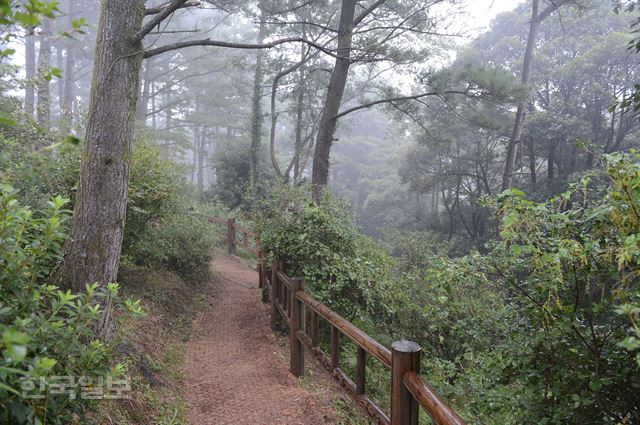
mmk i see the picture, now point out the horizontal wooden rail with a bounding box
[276,270,294,290]
[231,222,256,238]
[296,291,392,368]
[202,216,467,425]
[297,330,391,425]
[200,214,259,256]
[275,300,291,329]
[203,215,227,225]
[200,214,266,290]
[403,371,466,425]
[267,263,467,425]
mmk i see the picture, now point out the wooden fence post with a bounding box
[356,346,366,395]
[256,236,263,288]
[227,218,236,256]
[311,311,319,347]
[270,260,279,331]
[260,251,269,303]
[331,326,340,369]
[391,340,421,425]
[290,277,305,377]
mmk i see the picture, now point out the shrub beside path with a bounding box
[183,255,339,425]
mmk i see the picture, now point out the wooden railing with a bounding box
[205,215,467,425]
[203,215,259,256]
[203,215,268,290]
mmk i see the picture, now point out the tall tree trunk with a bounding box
[248,10,267,185]
[547,140,556,182]
[36,17,53,129]
[527,135,537,189]
[135,59,152,126]
[293,45,305,184]
[56,47,64,120]
[501,0,570,190]
[58,0,145,312]
[151,81,157,130]
[191,124,199,184]
[164,89,171,136]
[25,27,36,117]
[198,127,205,192]
[211,125,219,185]
[61,45,76,133]
[311,0,356,200]
[61,0,77,134]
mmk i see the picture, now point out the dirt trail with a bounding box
[183,255,335,425]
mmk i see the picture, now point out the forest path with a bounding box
[182,255,336,425]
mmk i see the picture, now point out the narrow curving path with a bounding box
[183,255,335,425]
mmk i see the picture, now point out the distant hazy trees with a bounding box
[501,0,577,190]
[397,1,639,248]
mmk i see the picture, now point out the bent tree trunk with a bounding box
[311,0,356,200]
[58,0,145,310]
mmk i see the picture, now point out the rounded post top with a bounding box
[392,340,421,353]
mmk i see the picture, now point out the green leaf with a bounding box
[0,382,20,396]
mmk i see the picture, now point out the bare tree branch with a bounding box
[269,50,318,178]
[334,89,472,119]
[353,0,387,27]
[143,36,339,59]
[145,0,200,15]
[537,0,574,21]
[137,0,194,42]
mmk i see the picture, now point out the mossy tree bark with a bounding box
[58,0,145,307]
[249,8,267,186]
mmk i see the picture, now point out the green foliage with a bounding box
[120,141,220,282]
[613,0,640,117]
[205,137,274,210]
[616,296,640,366]
[0,0,57,64]
[128,213,221,282]
[207,138,253,208]
[0,106,223,282]
[230,153,640,423]
[0,1,57,27]
[3,137,184,241]
[124,140,185,250]
[255,185,393,320]
[0,134,79,211]
[385,231,520,422]
[400,153,640,424]
[0,185,141,424]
